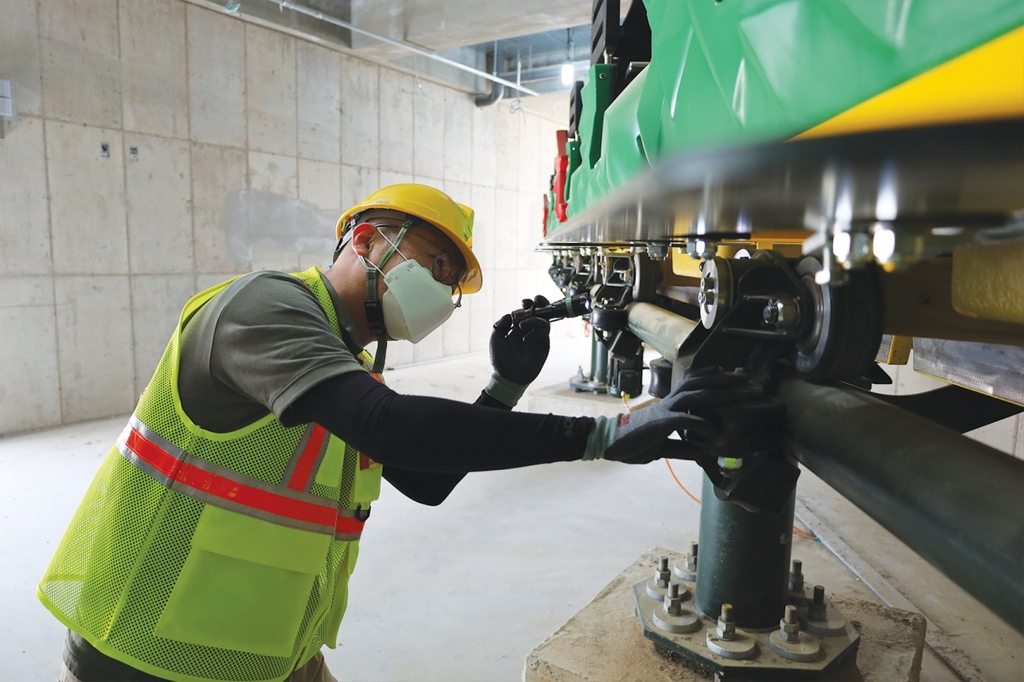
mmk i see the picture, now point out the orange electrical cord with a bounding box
[664,459,702,505]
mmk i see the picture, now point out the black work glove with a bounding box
[583,370,784,465]
[484,296,552,407]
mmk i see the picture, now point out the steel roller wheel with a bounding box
[793,258,884,382]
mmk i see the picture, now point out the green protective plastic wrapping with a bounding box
[556,0,1024,223]
[597,67,653,192]
[566,63,613,215]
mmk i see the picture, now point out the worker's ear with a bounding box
[349,222,376,259]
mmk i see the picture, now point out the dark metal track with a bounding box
[778,378,1024,633]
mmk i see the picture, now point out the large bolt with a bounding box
[699,272,716,309]
[780,605,801,642]
[717,603,736,640]
[789,559,804,591]
[665,582,683,616]
[763,297,799,329]
[647,243,669,261]
[809,585,827,621]
[656,555,671,588]
[684,542,698,573]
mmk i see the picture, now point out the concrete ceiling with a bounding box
[348,0,594,52]
[239,0,634,116]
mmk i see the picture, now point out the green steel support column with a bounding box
[592,334,609,385]
[694,473,795,630]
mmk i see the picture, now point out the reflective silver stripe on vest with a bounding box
[281,423,331,492]
[117,415,345,536]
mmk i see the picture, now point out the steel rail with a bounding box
[778,378,1024,633]
[266,0,540,97]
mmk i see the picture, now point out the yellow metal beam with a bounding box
[952,240,1024,324]
[797,26,1024,138]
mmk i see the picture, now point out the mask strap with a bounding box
[360,222,412,374]
[362,260,388,373]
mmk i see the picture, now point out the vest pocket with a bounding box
[154,505,331,657]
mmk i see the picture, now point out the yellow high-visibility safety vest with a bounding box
[38,267,383,682]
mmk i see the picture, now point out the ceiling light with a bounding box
[561,62,574,85]
[561,27,574,86]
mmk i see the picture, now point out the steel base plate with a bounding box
[525,549,927,682]
[632,580,861,678]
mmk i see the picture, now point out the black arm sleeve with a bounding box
[287,371,594,478]
[374,390,512,505]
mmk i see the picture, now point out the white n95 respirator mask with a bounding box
[380,259,455,343]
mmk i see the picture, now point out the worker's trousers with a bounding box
[59,651,339,682]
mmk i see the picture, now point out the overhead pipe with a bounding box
[266,0,540,97]
[474,46,505,108]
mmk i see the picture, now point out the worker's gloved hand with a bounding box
[485,296,552,407]
[583,370,783,464]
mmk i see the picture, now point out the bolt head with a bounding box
[689,240,718,259]
[781,628,801,642]
[775,298,799,328]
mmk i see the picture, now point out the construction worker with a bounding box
[40,184,773,682]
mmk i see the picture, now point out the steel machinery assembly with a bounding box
[533,1,1024,678]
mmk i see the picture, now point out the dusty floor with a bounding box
[2,337,1021,681]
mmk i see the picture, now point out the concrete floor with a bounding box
[2,336,1022,681]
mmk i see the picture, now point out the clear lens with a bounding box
[376,224,464,289]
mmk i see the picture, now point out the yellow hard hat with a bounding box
[337,184,482,294]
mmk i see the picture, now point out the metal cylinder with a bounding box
[626,302,698,360]
[591,333,609,384]
[694,473,795,629]
[778,378,1024,633]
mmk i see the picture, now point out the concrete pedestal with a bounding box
[524,548,926,682]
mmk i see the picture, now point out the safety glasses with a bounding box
[375,226,464,307]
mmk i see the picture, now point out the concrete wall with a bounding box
[0,0,567,436]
